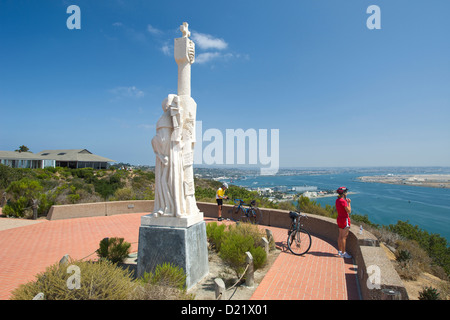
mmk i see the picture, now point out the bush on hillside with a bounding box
[0,166,156,217]
[2,178,43,217]
[388,221,450,276]
[418,286,441,300]
[297,195,337,217]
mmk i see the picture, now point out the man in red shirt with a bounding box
[335,187,352,258]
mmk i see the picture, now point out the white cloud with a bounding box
[195,52,250,65]
[161,42,172,56]
[147,24,162,35]
[196,52,221,64]
[191,32,228,50]
[109,86,145,99]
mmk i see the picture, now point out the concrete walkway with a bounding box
[0,213,360,300]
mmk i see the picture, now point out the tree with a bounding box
[3,178,43,217]
[15,145,30,153]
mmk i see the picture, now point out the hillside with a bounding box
[0,165,274,218]
[0,165,155,218]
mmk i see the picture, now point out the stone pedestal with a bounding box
[136,213,209,290]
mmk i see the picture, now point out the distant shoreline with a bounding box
[358,174,450,189]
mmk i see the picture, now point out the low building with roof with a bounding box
[0,149,115,169]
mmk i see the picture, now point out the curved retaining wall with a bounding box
[46,200,154,220]
[46,200,408,300]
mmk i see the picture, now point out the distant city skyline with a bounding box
[1,1,449,169]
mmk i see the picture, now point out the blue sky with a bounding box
[1,0,449,168]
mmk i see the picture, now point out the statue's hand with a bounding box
[162,156,169,166]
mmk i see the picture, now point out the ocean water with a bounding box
[231,172,450,241]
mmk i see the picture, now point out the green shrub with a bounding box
[141,262,187,290]
[218,223,267,276]
[10,259,137,300]
[206,222,227,251]
[135,263,194,300]
[388,220,450,276]
[4,178,43,217]
[419,286,441,300]
[68,193,81,204]
[113,187,135,201]
[93,173,124,199]
[394,240,432,280]
[194,186,217,201]
[220,231,254,276]
[351,213,379,228]
[396,249,412,262]
[229,222,265,248]
[249,246,268,270]
[96,237,131,263]
[2,196,29,217]
[72,168,94,180]
[296,195,330,217]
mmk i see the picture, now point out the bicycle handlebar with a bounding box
[234,199,257,207]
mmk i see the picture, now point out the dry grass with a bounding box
[10,259,137,300]
[131,283,194,300]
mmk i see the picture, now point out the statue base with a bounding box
[140,211,204,228]
[136,215,209,290]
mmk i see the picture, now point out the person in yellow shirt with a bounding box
[216,182,229,221]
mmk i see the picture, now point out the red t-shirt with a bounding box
[335,197,349,219]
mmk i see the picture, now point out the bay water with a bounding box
[231,170,450,241]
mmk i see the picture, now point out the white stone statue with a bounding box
[138,23,208,291]
[150,22,200,221]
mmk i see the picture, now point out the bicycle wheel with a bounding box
[287,228,312,256]
[248,207,262,224]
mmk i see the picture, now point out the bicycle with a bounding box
[231,199,262,224]
[287,211,312,255]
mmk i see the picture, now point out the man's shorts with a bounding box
[337,216,351,229]
[216,199,223,206]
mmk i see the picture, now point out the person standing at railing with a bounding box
[336,186,352,258]
[216,183,229,221]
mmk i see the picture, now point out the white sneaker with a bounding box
[338,251,343,257]
[342,252,352,259]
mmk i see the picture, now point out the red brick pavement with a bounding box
[0,213,360,300]
[0,213,143,300]
[250,225,360,300]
